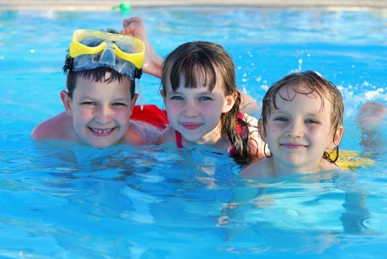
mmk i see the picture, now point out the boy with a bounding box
[31,29,168,148]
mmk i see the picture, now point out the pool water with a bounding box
[1,7,387,258]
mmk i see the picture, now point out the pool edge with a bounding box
[1,1,387,12]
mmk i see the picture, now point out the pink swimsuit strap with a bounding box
[229,113,245,157]
[236,113,244,135]
[175,131,183,148]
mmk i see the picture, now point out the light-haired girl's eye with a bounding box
[274,116,288,122]
[305,119,318,124]
[199,96,212,101]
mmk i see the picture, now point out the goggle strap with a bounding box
[63,53,73,73]
[137,79,144,110]
[135,68,142,79]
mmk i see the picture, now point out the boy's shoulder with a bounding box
[31,112,75,141]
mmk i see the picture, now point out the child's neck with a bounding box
[183,122,228,149]
[271,158,323,177]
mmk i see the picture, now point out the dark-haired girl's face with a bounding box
[162,69,235,145]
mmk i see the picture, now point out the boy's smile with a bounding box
[62,73,136,148]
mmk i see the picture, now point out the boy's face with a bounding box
[62,72,137,148]
[262,85,343,172]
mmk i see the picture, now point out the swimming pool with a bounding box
[1,6,387,258]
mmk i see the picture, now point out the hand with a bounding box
[121,17,163,78]
[121,17,146,40]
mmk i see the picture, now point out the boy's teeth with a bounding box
[92,128,112,133]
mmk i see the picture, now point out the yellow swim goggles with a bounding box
[69,29,145,79]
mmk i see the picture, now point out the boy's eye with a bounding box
[112,102,127,106]
[170,96,184,101]
[81,101,96,106]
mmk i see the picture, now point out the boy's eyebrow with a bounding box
[76,94,94,99]
[77,94,131,101]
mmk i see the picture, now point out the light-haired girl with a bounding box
[121,17,265,165]
[241,71,345,177]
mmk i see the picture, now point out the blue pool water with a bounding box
[1,6,387,258]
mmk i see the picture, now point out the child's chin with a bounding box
[89,140,115,149]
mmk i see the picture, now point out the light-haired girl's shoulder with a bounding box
[239,158,273,179]
[319,158,341,171]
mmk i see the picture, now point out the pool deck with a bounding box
[1,0,387,11]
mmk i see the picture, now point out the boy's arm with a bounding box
[120,17,163,79]
[239,91,261,116]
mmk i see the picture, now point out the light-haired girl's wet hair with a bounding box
[161,41,257,165]
[261,70,344,163]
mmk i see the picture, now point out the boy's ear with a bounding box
[222,92,237,113]
[258,119,266,141]
[129,94,138,115]
[60,90,73,116]
[327,125,344,149]
[160,90,165,99]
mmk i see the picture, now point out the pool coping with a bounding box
[1,0,387,11]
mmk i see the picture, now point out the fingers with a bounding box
[122,17,142,29]
[123,17,138,27]
[120,27,132,35]
[120,17,144,37]
[121,17,135,35]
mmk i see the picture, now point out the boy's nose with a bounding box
[95,106,112,124]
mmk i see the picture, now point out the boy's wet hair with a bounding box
[62,29,136,100]
[161,41,259,165]
[261,70,344,163]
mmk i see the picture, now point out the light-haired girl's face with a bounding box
[262,85,343,172]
